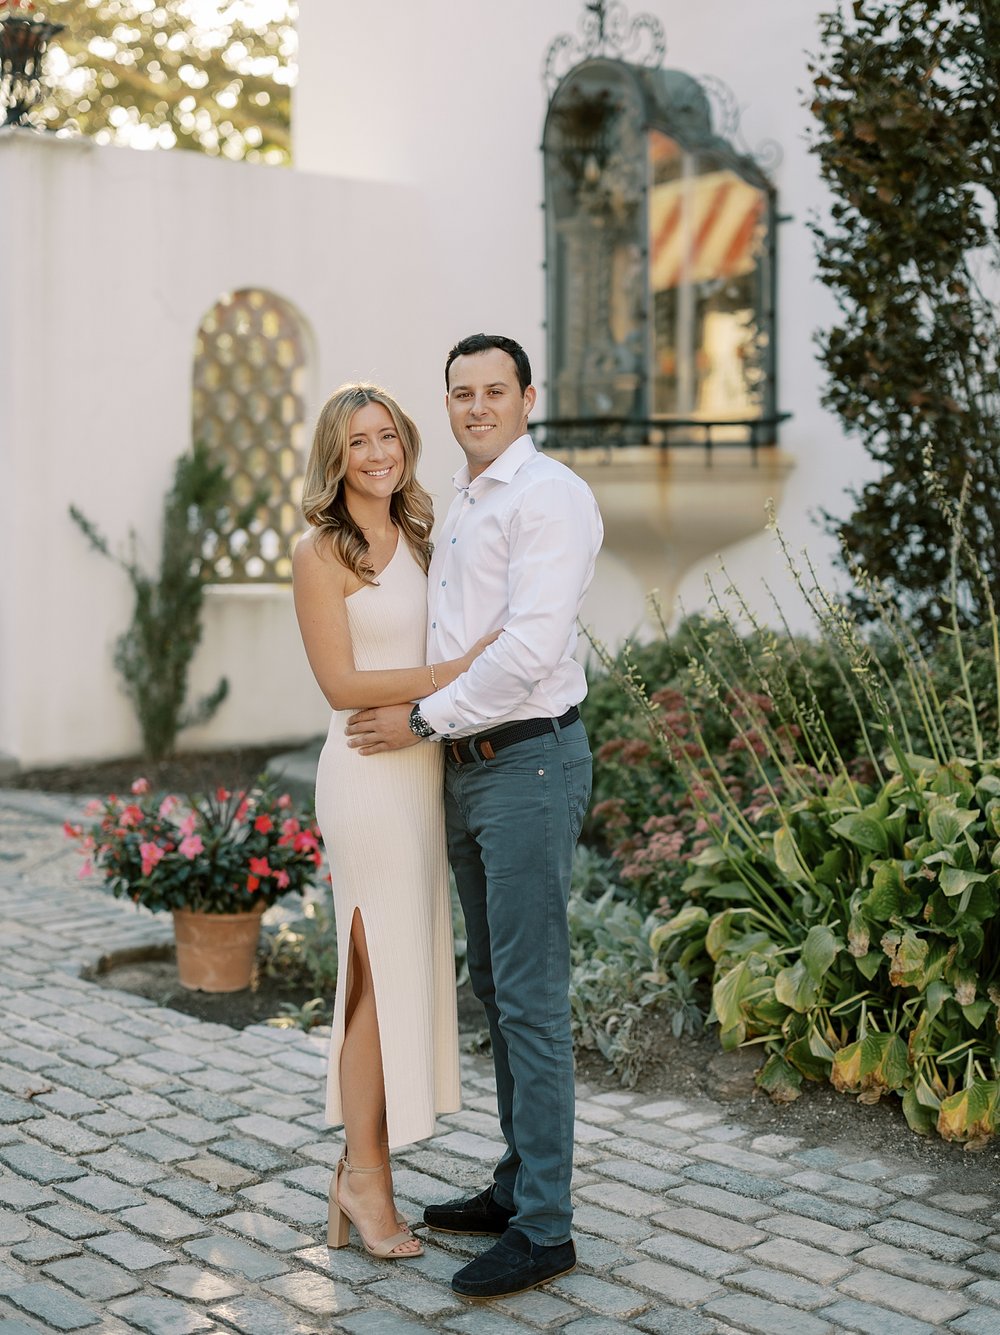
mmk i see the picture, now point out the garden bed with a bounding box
[6,741,298,796]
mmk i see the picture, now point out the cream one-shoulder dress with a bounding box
[314,538,461,1149]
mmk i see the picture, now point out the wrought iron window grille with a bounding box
[541,2,787,463]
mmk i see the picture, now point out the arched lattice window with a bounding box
[193,289,310,582]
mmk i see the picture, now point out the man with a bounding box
[346,333,603,1299]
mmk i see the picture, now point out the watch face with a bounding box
[409,705,434,738]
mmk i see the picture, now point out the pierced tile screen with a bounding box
[193,289,308,582]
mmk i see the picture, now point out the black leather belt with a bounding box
[446,706,580,766]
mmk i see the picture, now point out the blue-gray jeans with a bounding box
[444,716,592,1246]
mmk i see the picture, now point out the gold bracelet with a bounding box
[429,663,439,691]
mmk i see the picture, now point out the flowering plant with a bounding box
[66,777,326,915]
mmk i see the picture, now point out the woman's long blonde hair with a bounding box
[301,383,434,582]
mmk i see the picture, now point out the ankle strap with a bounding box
[344,1160,383,1174]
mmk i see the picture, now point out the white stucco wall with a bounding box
[0,131,434,766]
[1,0,878,767]
[296,0,874,639]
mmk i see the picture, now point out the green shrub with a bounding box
[594,510,1000,1142]
[581,614,880,916]
[70,442,259,761]
[260,889,339,998]
[565,846,701,1087]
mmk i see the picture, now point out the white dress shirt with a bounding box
[419,434,604,738]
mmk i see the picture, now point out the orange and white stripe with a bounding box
[650,170,765,292]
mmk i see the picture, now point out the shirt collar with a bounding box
[451,433,537,492]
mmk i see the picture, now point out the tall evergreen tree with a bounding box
[810,0,1000,637]
[33,0,295,162]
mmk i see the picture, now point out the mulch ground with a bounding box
[6,742,300,797]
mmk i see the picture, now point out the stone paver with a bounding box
[2,786,1000,1334]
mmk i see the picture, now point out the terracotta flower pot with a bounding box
[171,902,266,993]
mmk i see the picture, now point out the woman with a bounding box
[293,384,494,1260]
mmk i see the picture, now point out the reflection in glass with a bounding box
[649,130,768,429]
[543,60,778,445]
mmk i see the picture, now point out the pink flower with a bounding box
[247,875,260,892]
[77,859,93,879]
[178,834,204,859]
[254,813,273,834]
[83,799,103,817]
[159,795,180,818]
[131,777,151,795]
[275,870,290,889]
[281,817,301,837]
[140,842,166,876]
[235,798,250,822]
[179,812,197,838]
[63,821,82,840]
[119,804,144,828]
[248,856,271,878]
[277,794,292,808]
[293,831,317,853]
[216,787,231,802]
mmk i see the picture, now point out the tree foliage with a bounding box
[809,0,1000,638]
[36,0,295,162]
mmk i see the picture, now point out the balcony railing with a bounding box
[530,413,792,464]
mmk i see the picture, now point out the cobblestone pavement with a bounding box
[2,789,1000,1334]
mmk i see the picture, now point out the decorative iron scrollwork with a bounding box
[543,1,666,91]
[697,74,784,174]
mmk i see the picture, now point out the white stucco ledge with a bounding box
[203,582,294,601]
[0,126,94,153]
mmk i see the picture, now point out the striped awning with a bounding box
[650,169,765,292]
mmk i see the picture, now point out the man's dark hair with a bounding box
[445,334,532,394]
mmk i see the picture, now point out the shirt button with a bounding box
[448,722,456,729]
[469,498,476,505]
[431,621,436,629]
[451,538,456,544]
[441,580,446,587]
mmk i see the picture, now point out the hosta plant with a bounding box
[597,496,1000,1143]
[654,757,1000,1141]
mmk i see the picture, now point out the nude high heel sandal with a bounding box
[327,1159,423,1258]
[339,1145,413,1234]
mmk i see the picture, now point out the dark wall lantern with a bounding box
[1,9,64,129]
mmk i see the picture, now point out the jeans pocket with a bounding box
[563,754,593,843]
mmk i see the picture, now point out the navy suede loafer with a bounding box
[423,1184,515,1236]
[451,1226,576,1299]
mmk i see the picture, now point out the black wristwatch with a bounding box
[408,704,436,739]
